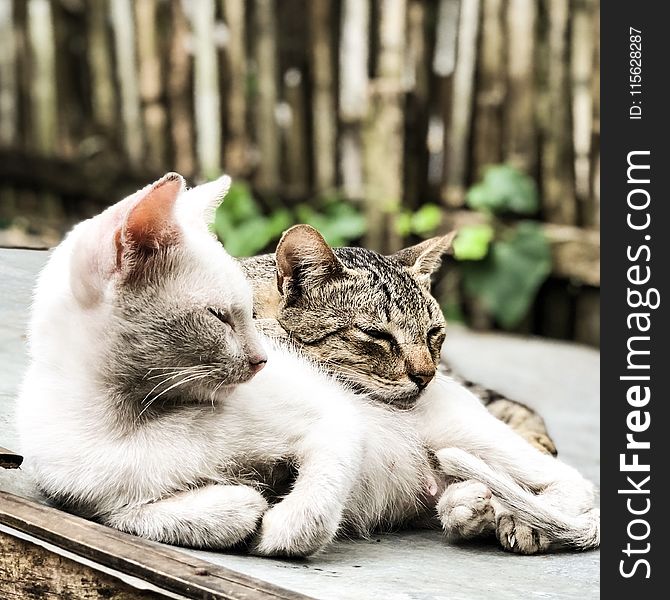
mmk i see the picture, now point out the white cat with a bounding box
[16,173,598,556]
[16,173,432,555]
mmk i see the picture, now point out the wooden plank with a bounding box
[1,531,163,599]
[0,491,313,600]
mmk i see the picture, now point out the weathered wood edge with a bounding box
[0,446,23,469]
[0,491,314,600]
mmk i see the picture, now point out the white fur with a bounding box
[17,174,599,556]
[16,176,429,556]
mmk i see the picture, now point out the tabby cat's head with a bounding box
[274,225,455,407]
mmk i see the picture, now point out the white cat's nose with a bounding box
[249,353,267,374]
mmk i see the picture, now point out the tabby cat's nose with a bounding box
[249,354,267,374]
[409,370,435,389]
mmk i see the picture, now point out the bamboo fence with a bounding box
[0,0,600,344]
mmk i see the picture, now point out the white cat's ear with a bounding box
[275,224,344,294]
[116,172,185,267]
[392,231,457,282]
[70,173,185,306]
[178,174,231,232]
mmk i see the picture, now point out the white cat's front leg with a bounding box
[252,416,364,557]
[106,484,268,549]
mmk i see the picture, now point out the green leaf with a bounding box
[222,182,260,223]
[453,224,494,261]
[223,218,274,257]
[266,209,294,238]
[466,165,538,215]
[296,202,365,247]
[461,222,551,329]
[410,204,442,236]
[394,212,412,237]
[442,302,465,324]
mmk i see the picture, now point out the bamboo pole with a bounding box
[51,1,79,158]
[404,0,430,209]
[282,69,309,198]
[589,0,600,229]
[168,0,195,177]
[0,0,17,222]
[222,0,248,176]
[190,0,221,179]
[472,0,505,174]
[110,0,144,164]
[86,0,116,131]
[135,0,166,171]
[442,0,480,207]
[308,0,336,193]
[503,0,536,172]
[253,0,280,195]
[363,0,406,252]
[339,0,369,200]
[540,0,576,224]
[27,0,62,225]
[27,0,57,155]
[432,0,460,198]
[0,0,17,147]
[433,0,460,78]
[571,0,594,223]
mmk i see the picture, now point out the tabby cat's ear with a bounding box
[275,224,343,295]
[116,172,185,268]
[392,231,457,283]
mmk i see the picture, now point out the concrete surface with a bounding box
[0,248,600,599]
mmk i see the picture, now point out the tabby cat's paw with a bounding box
[524,431,558,456]
[438,480,496,540]
[250,499,341,557]
[495,512,551,555]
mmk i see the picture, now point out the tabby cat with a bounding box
[240,225,557,455]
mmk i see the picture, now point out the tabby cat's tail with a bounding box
[437,447,599,551]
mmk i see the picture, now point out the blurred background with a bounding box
[0,0,599,345]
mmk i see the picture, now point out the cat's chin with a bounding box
[360,387,422,410]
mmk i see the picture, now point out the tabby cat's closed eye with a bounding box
[355,325,396,345]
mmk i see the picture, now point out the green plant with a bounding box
[212,182,366,256]
[454,165,551,329]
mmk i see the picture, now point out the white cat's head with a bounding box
[40,172,267,412]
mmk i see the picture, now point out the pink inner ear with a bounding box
[117,176,182,266]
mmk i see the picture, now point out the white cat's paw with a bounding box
[251,499,341,557]
[438,480,495,540]
[495,511,552,555]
